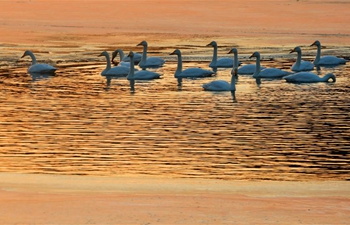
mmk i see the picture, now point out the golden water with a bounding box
[0,44,349,181]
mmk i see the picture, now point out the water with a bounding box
[0,44,349,181]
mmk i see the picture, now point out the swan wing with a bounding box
[259,68,290,78]
[284,72,320,83]
[215,58,234,68]
[134,70,161,80]
[237,64,265,75]
[105,66,129,76]
[202,80,230,91]
[180,68,214,78]
[28,63,57,74]
[319,55,347,65]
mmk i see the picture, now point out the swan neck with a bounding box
[253,55,261,77]
[296,51,301,67]
[118,50,124,61]
[315,45,321,64]
[28,51,37,65]
[234,51,239,69]
[175,53,183,75]
[128,56,135,79]
[104,53,111,70]
[212,45,218,63]
[141,45,148,63]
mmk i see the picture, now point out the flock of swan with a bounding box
[20,40,346,92]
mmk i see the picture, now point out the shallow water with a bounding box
[0,44,349,181]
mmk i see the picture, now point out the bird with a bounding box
[310,40,346,66]
[290,46,314,72]
[202,69,237,91]
[127,51,161,80]
[99,51,129,76]
[206,41,238,72]
[136,40,165,70]
[227,48,263,75]
[284,72,336,83]
[111,49,141,66]
[170,49,214,87]
[21,50,57,74]
[249,52,291,78]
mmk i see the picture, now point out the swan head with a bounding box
[170,49,181,56]
[206,41,217,47]
[127,51,134,59]
[21,50,32,58]
[227,48,238,55]
[249,51,260,59]
[310,40,321,47]
[290,46,301,54]
[98,51,109,58]
[137,40,148,47]
[326,73,336,82]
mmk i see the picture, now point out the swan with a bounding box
[227,48,264,75]
[310,40,346,66]
[111,49,142,66]
[21,50,57,74]
[137,40,165,70]
[99,51,129,76]
[127,51,161,80]
[284,72,336,83]
[249,52,291,78]
[202,69,236,91]
[206,41,237,71]
[170,49,214,87]
[290,46,314,72]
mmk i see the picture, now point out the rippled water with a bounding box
[0,44,349,181]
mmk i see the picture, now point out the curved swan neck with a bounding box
[314,44,321,64]
[27,51,37,65]
[104,53,111,70]
[323,73,336,82]
[253,54,261,78]
[175,52,183,75]
[117,49,124,61]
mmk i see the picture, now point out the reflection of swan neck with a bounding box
[27,51,37,65]
[230,74,236,90]
[128,54,135,80]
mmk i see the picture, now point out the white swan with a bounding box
[206,41,236,71]
[170,49,214,87]
[21,50,57,74]
[202,70,236,91]
[290,46,314,72]
[111,49,142,66]
[127,51,161,80]
[249,52,291,78]
[284,72,336,83]
[227,48,263,75]
[137,40,165,70]
[311,40,346,66]
[99,51,129,76]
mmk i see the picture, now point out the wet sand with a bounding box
[1,0,350,224]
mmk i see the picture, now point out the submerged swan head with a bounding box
[137,40,148,47]
[206,41,217,47]
[325,73,336,82]
[170,49,181,56]
[249,51,260,59]
[290,46,301,54]
[310,40,321,47]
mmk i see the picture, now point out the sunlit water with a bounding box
[0,45,349,181]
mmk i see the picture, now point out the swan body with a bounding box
[207,41,238,70]
[21,50,57,74]
[127,51,161,80]
[284,72,336,83]
[249,52,291,78]
[311,40,346,66]
[99,51,130,76]
[170,49,214,87]
[202,75,236,91]
[290,46,314,72]
[111,49,141,66]
[137,40,165,70]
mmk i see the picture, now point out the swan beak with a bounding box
[136,42,143,46]
[206,43,212,47]
[20,53,26,58]
[310,41,316,46]
[169,51,175,55]
[227,49,233,54]
[249,53,255,59]
[289,49,295,54]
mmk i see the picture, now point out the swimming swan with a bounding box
[127,51,161,80]
[290,46,314,72]
[21,50,57,74]
[227,48,263,75]
[202,69,237,91]
[99,51,129,76]
[249,52,291,78]
[170,49,214,87]
[206,41,236,71]
[137,40,165,70]
[111,49,142,66]
[284,72,336,83]
[310,40,346,66]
